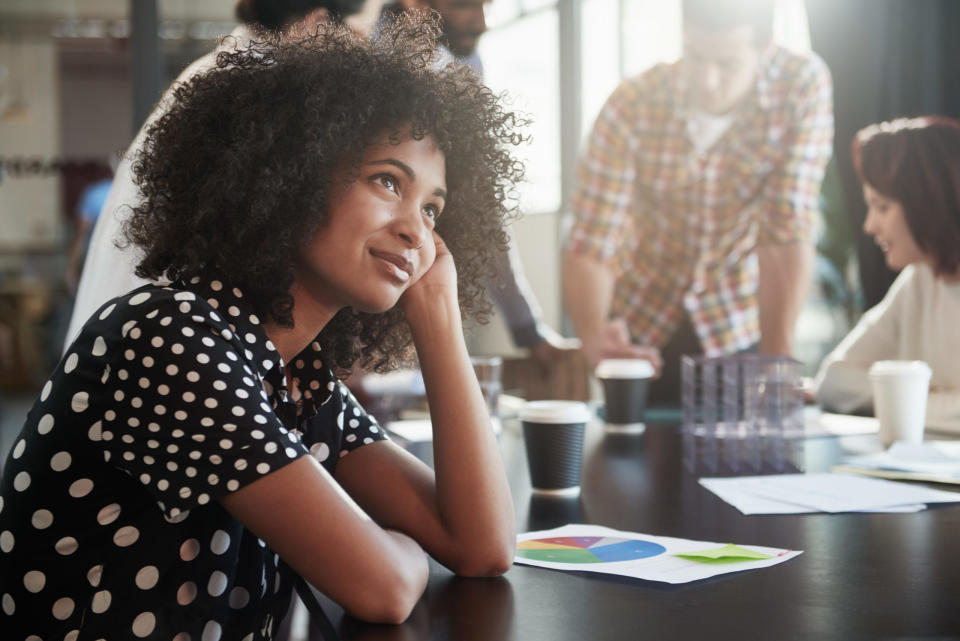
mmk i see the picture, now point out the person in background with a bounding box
[64,0,381,350]
[386,0,579,369]
[563,0,833,403]
[65,173,113,295]
[0,17,517,638]
[815,117,960,432]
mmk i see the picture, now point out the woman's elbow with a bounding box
[448,540,515,578]
[347,558,428,624]
[354,591,420,625]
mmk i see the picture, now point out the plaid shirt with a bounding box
[567,46,834,356]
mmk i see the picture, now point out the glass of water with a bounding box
[470,355,503,418]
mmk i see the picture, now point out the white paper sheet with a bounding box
[513,524,801,584]
[700,473,960,514]
[833,441,960,485]
[846,441,960,474]
[386,417,501,443]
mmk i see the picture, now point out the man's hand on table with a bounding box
[529,327,582,372]
[582,317,663,377]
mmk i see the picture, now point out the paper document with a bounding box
[386,417,501,443]
[835,441,960,485]
[514,524,800,584]
[385,419,434,443]
[700,473,960,514]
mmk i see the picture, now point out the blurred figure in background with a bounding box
[386,0,580,371]
[563,0,833,403]
[64,0,378,350]
[815,117,960,432]
[65,169,113,295]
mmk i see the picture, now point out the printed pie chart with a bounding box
[516,536,666,564]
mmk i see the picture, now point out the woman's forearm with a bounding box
[404,294,516,575]
[815,359,874,414]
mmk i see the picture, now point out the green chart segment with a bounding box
[516,536,667,564]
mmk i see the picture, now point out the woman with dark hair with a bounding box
[815,117,960,432]
[0,16,519,639]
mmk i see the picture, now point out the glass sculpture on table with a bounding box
[681,354,805,475]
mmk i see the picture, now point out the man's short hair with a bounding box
[681,0,775,45]
[234,0,366,31]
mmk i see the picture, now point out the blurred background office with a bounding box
[2,0,960,469]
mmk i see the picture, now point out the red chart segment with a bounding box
[537,536,604,548]
[517,536,666,564]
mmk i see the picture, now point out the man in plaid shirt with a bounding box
[563,0,833,402]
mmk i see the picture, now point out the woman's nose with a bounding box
[863,209,876,234]
[394,204,427,248]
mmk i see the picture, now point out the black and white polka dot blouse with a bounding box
[0,275,387,640]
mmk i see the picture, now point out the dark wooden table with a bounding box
[322,420,960,640]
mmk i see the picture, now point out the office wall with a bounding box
[59,47,131,160]
[0,40,61,249]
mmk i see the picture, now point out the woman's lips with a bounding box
[370,249,413,282]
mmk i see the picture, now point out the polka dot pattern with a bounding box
[0,278,388,639]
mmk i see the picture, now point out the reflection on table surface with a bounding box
[317,418,960,641]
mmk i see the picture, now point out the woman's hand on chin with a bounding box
[400,232,458,323]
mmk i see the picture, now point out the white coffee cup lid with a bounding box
[519,400,591,424]
[868,360,932,378]
[595,359,655,379]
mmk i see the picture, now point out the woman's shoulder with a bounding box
[881,264,925,304]
[73,283,215,341]
[892,263,954,302]
[67,280,252,374]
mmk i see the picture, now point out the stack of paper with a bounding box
[833,441,960,485]
[700,472,960,514]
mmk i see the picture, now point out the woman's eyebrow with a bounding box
[367,158,414,179]
[367,158,447,201]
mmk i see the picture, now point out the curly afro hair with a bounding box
[125,12,527,374]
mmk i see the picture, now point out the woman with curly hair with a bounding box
[0,16,521,639]
[815,117,960,432]
[65,0,379,347]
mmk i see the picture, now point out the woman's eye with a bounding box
[376,175,397,193]
[423,204,441,220]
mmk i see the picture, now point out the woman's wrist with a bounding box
[403,289,461,338]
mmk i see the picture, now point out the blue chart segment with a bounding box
[590,539,664,562]
[516,536,667,564]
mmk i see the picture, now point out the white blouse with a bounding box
[815,263,960,433]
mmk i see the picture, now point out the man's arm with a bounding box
[757,241,814,355]
[756,53,834,354]
[562,250,661,371]
[485,239,582,368]
[484,242,543,349]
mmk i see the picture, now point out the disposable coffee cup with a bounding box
[868,360,932,446]
[519,401,591,496]
[595,359,655,433]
